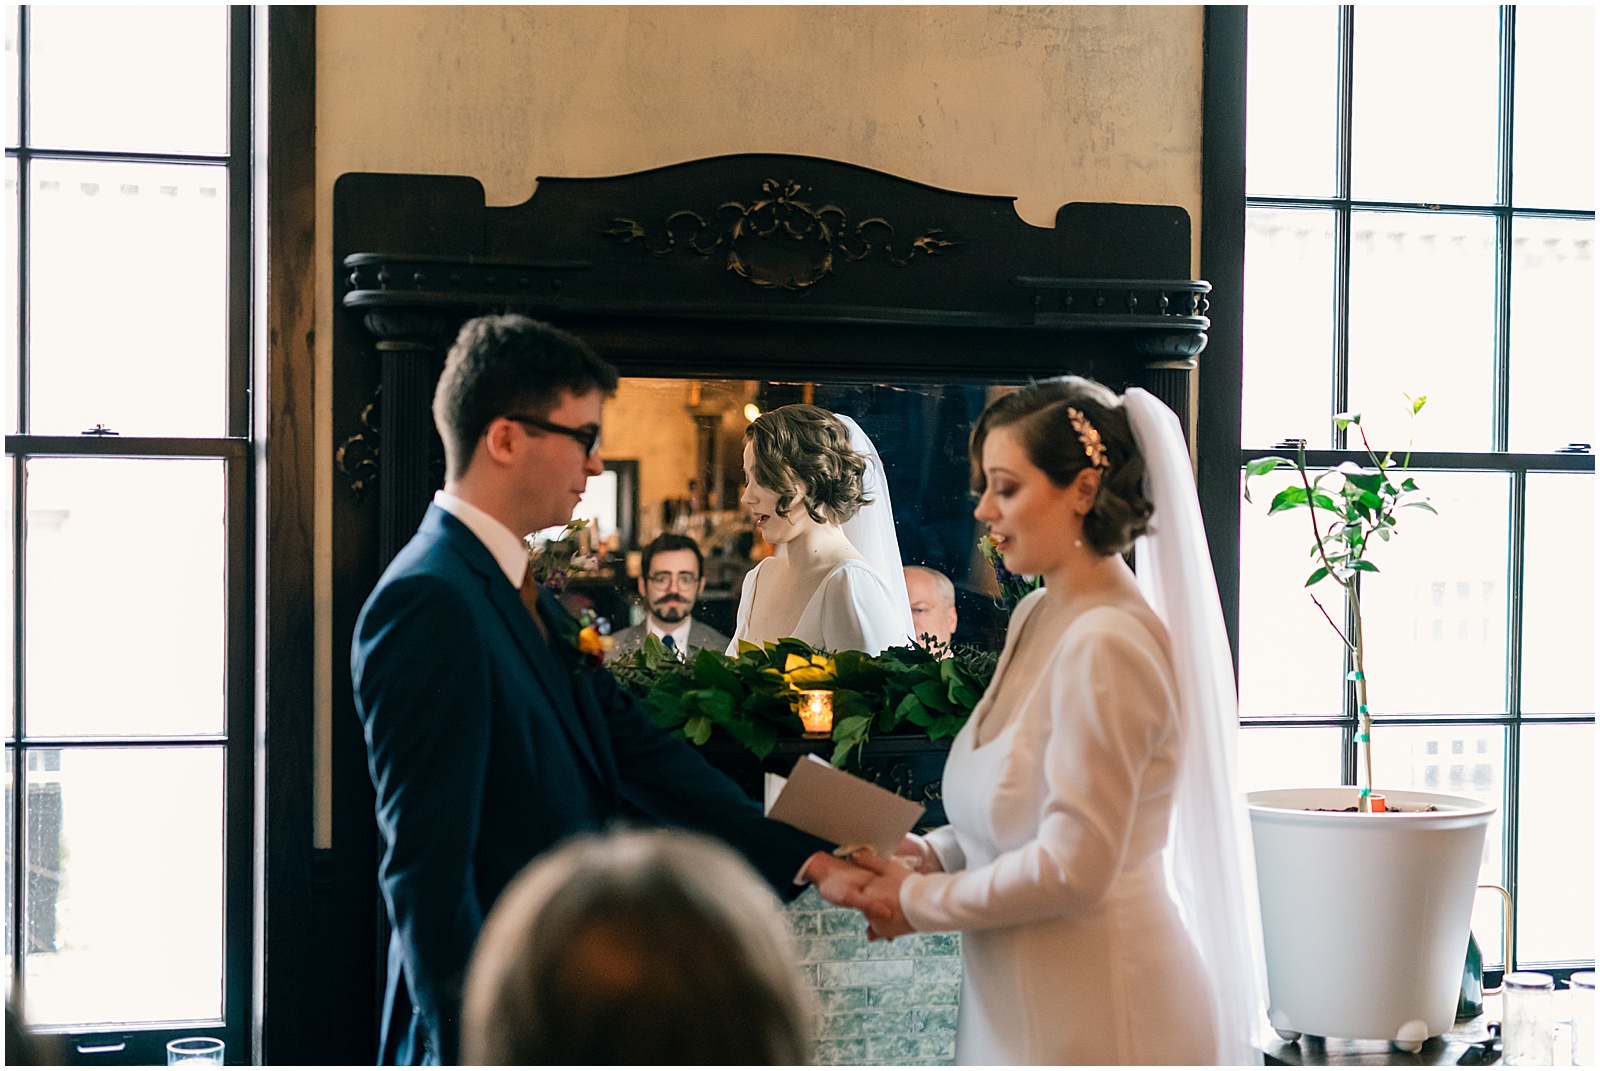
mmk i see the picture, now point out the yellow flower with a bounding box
[577,626,612,656]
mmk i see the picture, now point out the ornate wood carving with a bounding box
[603,178,960,291]
[335,385,381,499]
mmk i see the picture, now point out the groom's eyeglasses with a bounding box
[504,414,602,458]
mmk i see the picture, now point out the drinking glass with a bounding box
[1572,972,1595,1066]
[1503,971,1555,1066]
[166,1037,224,1066]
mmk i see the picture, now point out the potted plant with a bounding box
[1242,398,1496,1052]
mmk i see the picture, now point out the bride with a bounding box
[802,379,1263,1064]
[729,404,915,656]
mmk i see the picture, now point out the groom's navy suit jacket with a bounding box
[352,505,824,1065]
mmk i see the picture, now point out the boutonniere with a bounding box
[557,607,614,672]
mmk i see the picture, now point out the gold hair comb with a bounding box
[1066,407,1109,470]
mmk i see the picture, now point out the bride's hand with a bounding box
[848,848,916,940]
[892,833,943,874]
[800,852,894,922]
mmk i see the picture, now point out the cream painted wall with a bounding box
[312,5,1205,843]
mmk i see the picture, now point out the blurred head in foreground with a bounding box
[462,828,812,1065]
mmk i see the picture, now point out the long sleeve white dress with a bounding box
[899,587,1221,1065]
[727,557,908,656]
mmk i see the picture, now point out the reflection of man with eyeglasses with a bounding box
[607,534,730,661]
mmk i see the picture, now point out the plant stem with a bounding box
[1350,582,1373,811]
[1310,592,1355,652]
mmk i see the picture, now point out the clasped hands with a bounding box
[800,833,941,941]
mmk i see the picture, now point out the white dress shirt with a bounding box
[645,616,694,655]
[432,490,528,590]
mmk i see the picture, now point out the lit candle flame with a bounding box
[798,689,833,734]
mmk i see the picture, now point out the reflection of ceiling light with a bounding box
[743,403,761,423]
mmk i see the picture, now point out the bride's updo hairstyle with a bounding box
[969,377,1154,557]
[745,404,870,526]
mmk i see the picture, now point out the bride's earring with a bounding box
[1073,537,1083,548]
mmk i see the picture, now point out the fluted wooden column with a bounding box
[1140,360,1197,447]
[364,310,457,566]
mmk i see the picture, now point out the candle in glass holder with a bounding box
[798,690,833,735]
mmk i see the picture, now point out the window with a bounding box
[4,7,254,1061]
[1237,6,1594,976]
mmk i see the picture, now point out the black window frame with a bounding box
[5,7,256,1062]
[1201,5,1595,984]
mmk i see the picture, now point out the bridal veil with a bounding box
[1124,388,1266,1065]
[833,413,917,648]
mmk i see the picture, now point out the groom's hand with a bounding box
[801,851,894,922]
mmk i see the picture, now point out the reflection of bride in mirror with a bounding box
[731,404,916,655]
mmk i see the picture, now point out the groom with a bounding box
[352,314,827,1066]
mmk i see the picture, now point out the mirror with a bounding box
[543,376,1022,651]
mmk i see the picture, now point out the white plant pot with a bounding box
[1248,787,1495,1051]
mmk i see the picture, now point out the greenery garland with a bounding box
[610,635,999,768]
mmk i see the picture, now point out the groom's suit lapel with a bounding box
[430,508,608,789]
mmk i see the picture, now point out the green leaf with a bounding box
[1268,486,1309,515]
[1342,470,1384,493]
[1309,491,1341,512]
[693,688,735,721]
[684,715,713,746]
[644,691,688,728]
[912,679,957,714]
[1305,565,1330,587]
[1244,456,1291,480]
[746,721,778,760]
[693,648,744,696]
[1333,411,1362,429]
[1409,393,1428,415]
[949,681,982,710]
[1351,560,1379,573]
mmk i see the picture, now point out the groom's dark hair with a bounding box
[433,314,618,481]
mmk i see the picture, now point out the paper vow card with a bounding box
[767,754,925,858]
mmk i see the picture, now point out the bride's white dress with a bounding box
[899,587,1220,1065]
[727,557,907,656]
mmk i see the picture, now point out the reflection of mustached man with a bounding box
[606,534,731,661]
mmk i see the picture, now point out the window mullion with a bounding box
[9,457,24,1012]
[11,2,29,1011]
[1331,7,1356,456]
[225,7,252,440]
[1492,6,1516,453]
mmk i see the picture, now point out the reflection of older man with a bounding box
[904,565,958,648]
